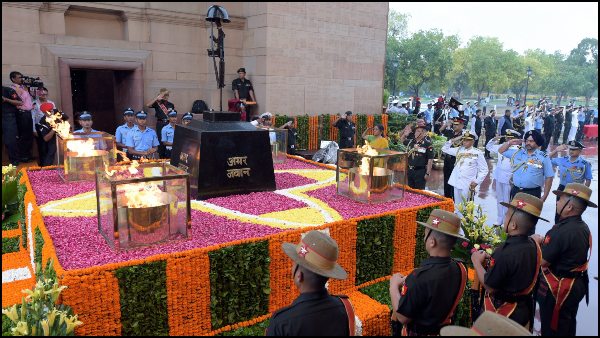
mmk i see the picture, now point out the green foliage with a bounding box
[116,261,169,336]
[34,228,44,267]
[218,319,270,336]
[319,114,331,142]
[2,214,19,231]
[274,115,288,130]
[414,207,435,267]
[452,280,473,328]
[296,115,309,150]
[2,312,13,336]
[354,115,368,147]
[429,134,447,159]
[397,30,459,96]
[2,260,82,336]
[356,216,395,285]
[209,241,270,330]
[2,237,20,255]
[360,280,392,310]
[18,183,26,249]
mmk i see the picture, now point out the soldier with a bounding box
[161,110,178,159]
[562,107,573,144]
[266,230,355,336]
[181,112,193,126]
[552,107,564,145]
[403,124,433,189]
[439,117,465,199]
[73,111,98,133]
[471,193,547,329]
[548,140,592,223]
[549,141,592,191]
[333,111,356,149]
[532,183,595,336]
[125,111,160,160]
[498,130,554,202]
[389,209,467,336]
[115,108,136,156]
[485,129,520,226]
[542,109,556,151]
[442,131,489,215]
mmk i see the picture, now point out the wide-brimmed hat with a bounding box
[282,230,348,280]
[500,192,549,222]
[553,183,597,208]
[417,209,466,240]
[440,311,532,336]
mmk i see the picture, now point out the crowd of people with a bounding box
[3,72,596,336]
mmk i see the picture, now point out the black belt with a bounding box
[515,186,539,191]
[409,165,426,170]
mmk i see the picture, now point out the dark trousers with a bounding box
[2,114,20,164]
[407,167,427,190]
[562,124,571,144]
[16,110,33,160]
[542,132,553,151]
[575,121,584,141]
[474,133,481,148]
[443,165,454,199]
[537,275,587,336]
[553,124,562,145]
[554,184,566,223]
[339,137,354,149]
[164,148,172,161]
[156,120,167,158]
[510,185,541,200]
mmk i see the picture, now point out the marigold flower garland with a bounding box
[10,161,453,336]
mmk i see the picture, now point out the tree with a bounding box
[447,48,470,99]
[385,10,410,97]
[463,37,512,102]
[568,38,598,106]
[396,29,459,97]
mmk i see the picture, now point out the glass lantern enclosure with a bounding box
[56,132,116,182]
[268,128,288,164]
[336,148,407,203]
[96,162,191,250]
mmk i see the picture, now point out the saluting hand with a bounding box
[390,273,407,290]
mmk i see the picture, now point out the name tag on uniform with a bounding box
[417,148,426,153]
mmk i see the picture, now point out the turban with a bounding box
[523,130,545,146]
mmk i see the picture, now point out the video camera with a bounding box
[21,76,44,88]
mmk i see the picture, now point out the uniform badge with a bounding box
[516,200,527,209]
[401,284,408,296]
[489,258,495,268]
[543,235,551,245]
[298,245,309,258]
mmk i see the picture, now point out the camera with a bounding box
[21,76,44,88]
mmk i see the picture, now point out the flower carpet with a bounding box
[3,156,454,335]
[27,158,439,270]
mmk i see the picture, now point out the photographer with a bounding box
[9,71,36,163]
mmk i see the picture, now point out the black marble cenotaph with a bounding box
[170,111,276,200]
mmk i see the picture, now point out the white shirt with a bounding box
[250,120,259,126]
[486,139,517,184]
[524,115,534,133]
[443,142,489,190]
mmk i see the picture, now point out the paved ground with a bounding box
[426,139,598,336]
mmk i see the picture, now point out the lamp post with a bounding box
[392,60,399,98]
[524,66,532,107]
